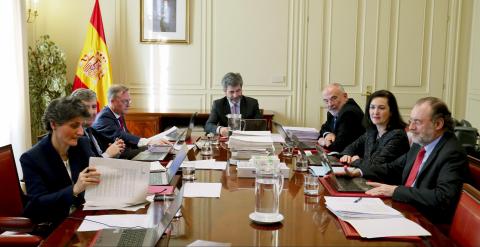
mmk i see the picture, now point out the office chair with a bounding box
[0,144,42,246]
[449,183,480,247]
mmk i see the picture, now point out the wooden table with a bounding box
[42,143,452,246]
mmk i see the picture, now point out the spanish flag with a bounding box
[72,0,112,109]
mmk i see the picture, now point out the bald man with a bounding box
[318,83,365,152]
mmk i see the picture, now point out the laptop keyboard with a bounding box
[336,177,371,192]
[149,173,167,185]
[308,155,323,165]
[117,229,147,247]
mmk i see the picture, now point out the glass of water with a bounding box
[304,174,319,195]
[182,165,195,180]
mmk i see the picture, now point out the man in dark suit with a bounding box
[71,88,125,158]
[205,72,262,136]
[318,83,365,152]
[343,97,468,223]
[92,85,169,159]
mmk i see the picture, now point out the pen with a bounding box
[353,197,362,203]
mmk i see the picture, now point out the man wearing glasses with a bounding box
[318,83,365,152]
[93,84,169,159]
[205,72,262,137]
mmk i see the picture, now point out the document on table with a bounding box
[181,160,227,170]
[85,157,150,209]
[324,196,402,219]
[187,240,231,247]
[148,126,178,142]
[77,214,153,232]
[183,183,222,198]
[344,217,431,238]
[271,133,285,143]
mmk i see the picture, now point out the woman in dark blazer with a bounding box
[340,90,410,169]
[20,96,100,232]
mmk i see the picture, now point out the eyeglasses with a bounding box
[120,99,132,105]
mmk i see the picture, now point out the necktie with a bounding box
[118,116,125,131]
[405,147,426,187]
[88,129,103,156]
[232,103,239,114]
[333,116,337,129]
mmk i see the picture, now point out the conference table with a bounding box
[42,140,453,246]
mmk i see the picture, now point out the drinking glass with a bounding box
[304,174,320,195]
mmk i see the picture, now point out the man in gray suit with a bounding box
[205,72,262,137]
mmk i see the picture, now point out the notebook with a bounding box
[292,135,323,165]
[149,149,187,185]
[132,129,186,162]
[92,187,184,247]
[165,112,197,142]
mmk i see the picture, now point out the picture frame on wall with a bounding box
[141,0,189,44]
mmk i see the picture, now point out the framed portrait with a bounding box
[141,0,190,44]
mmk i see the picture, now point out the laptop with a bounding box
[149,149,187,185]
[132,129,187,162]
[322,156,371,192]
[165,112,197,142]
[315,146,343,166]
[292,134,323,166]
[93,186,184,247]
[273,121,317,149]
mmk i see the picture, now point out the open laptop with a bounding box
[322,156,371,192]
[165,112,197,142]
[93,186,184,247]
[273,121,316,149]
[149,149,187,185]
[132,128,187,162]
[292,135,323,166]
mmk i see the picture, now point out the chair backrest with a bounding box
[0,145,24,217]
[468,155,480,190]
[449,183,480,247]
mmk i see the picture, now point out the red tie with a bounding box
[118,116,125,131]
[405,147,426,187]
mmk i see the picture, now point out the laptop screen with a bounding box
[166,149,187,182]
[185,112,197,140]
[273,121,293,145]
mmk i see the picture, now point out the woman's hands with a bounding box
[73,167,100,196]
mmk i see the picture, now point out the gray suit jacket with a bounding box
[204,96,262,134]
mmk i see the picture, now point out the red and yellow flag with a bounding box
[72,0,112,109]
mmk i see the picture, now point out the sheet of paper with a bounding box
[85,157,150,208]
[232,131,271,136]
[150,161,165,172]
[77,214,153,232]
[187,240,231,247]
[271,133,285,143]
[344,218,431,238]
[148,185,174,194]
[283,126,319,132]
[148,126,178,142]
[181,160,227,170]
[82,202,148,211]
[183,183,222,198]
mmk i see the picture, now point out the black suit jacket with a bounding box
[82,127,111,157]
[342,128,410,169]
[20,134,90,227]
[205,96,262,134]
[92,106,140,146]
[319,98,365,152]
[361,131,468,223]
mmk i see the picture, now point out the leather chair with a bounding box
[449,183,480,247]
[0,144,42,246]
[467,155,480,190]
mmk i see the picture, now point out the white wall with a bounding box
[27,0,475,130]
[465,0,480,128]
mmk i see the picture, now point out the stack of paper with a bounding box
[85,157,150,210]
[325,196,430,238]
[181,159,227,170]
[228,135,273,151]
[283,126,320,142]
